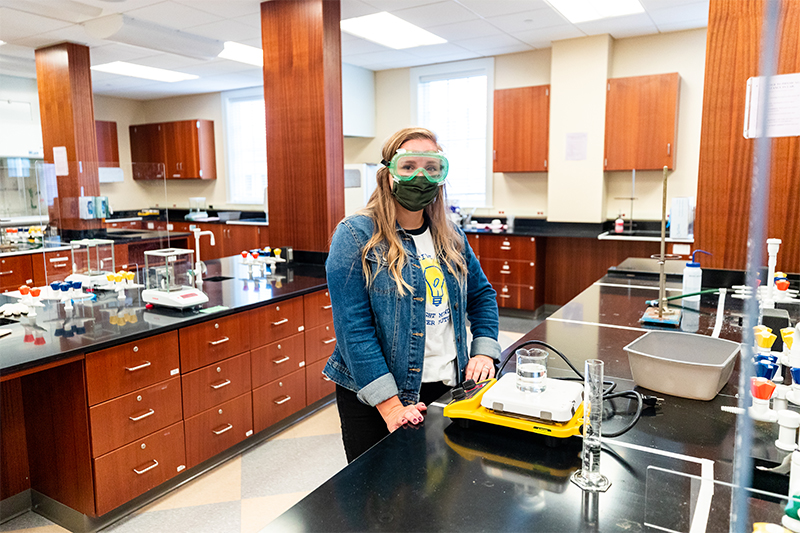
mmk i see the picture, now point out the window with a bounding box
[411,58,494,208]
[222,87,268,206]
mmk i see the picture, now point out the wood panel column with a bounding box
[261,0,344,252]
[35,42,102,234]
[695,0,800,272]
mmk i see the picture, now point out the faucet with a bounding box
[191,228,216,286]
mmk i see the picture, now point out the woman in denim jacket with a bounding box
[324,127,501,462]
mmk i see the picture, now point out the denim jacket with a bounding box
[323,214,500,407]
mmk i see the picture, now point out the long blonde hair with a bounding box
[360,127,467,294]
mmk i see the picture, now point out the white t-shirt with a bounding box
[408,224,458,386]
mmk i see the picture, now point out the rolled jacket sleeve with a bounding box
[326,222,398,406]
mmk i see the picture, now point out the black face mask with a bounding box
[391,174,440,212]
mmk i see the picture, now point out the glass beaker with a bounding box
[516,348,548,393]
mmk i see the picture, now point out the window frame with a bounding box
[409,57,495,208]
[220,86,268,206]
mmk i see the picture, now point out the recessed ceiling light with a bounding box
[546,0,645,24]
[218,41,263,67]
[91,61,199,83]
[0,40,6,46]
[340,12,446,50]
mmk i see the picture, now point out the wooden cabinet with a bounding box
[130,120,216,180]
[184,392,253,468]
[221,225,260,257]
[306,359,335,405]
[181,352,252,418]
[31,248,73,286]
[105,219,142,230]
[95,120,119,167]
[252,368,306,433]
[178,313,251,373]
[493,85,550,172]
[254,297,305,346]
[303,289,333,328]
[474,234,542,311]
[0,254,34,292]
[605,73,680,171]
[251,333,305,388]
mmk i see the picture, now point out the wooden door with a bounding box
[163,121,198,179]
[130,123,166,180]
[196,223,225,260]
[604,73,680,171]
[225,225,260,257]
[493,85,550,172]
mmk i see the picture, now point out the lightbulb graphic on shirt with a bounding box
[424,263,445,306]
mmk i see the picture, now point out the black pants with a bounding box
[336,382,452,463]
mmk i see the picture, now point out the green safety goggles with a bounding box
[384,150,449,184]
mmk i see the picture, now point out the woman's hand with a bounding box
[376,396,428,432]
[465,354,496,382]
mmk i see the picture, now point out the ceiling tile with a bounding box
[656,19,708,33]
[187,19,261,42]
[182,59,259,77]
[640,0,708,10]
[478,43,536,56]
[648,2,709,26]
[175,0,261,19]
[0,52,36,77]
[232,12,262,29]
[362,0,442,11]
[0,7,74,42]
[15,22,110,49]
[452,33,528,53]
[340,0,380,20]
[125,1,223,30]
[344,48,418,67]
[457,0,549,18]
[486,7,568,34]
[89,43,159,65]
[77,0,165,15]
[405,42,473,58]
[576,13,658,39]
[342,38,388,56]
[424,19,504,42]
[392,1,479,30]
[0,43,35,60]
[129,53,207,70]
[512,25,585,47]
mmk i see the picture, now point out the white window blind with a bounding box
[224,92,267,205]
[412,58,494,208]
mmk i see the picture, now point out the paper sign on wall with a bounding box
[743,72,800,138]
[565,132,588,161]
[53,146,68,176]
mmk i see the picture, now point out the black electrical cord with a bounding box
[497,339,648,438]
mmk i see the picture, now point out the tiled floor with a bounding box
[1,311,542,533]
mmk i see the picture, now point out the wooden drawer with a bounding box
[31,248,74,285]
[306,358,335,405]
[184,392,253,468]
[182,352,251,418]
[467,234,481,257]
[480,258,536,285]
[106,220,142,230]
[492,282,536,311]
[304,322,336,365]
[252,368,306,433]
[179,314,251,373]
[303,290,332,329]
[0,254,33,292]
[93,421,186,515]
[89,376,183,458]
[251,332,305,388]
[86,331,181,405]
[480,235,536,261]
[253,297,305,346]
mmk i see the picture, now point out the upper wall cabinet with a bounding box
[604,73,680,171]
[130,120,216,180]
[342,63,375,138]
[96,120,124,183]
[493,85,550,173]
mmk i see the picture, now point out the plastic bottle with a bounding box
[614,215,624,234]
[682,250,711,302]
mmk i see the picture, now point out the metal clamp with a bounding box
[272,318,289,326]
[133,459,159,475]
[274,395,291,405]
[212,423,233,435]
[322,338,336,345]
[209,337,229,346]
[129,409,155,421]
[273,356,290,364]
[125,361,152,372]
[210,379,231,390]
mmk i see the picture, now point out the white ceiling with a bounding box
[0,0,709,100]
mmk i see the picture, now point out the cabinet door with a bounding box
[605,73,680,171]
[257,225,270,248]
[224,225,260,257]
[0,255,33,292]
[163,121,199,179]
[493,85,550,172]
[95,120,120,167]
[130,123,166,180]
[195,223,225,260]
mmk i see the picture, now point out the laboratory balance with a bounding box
[65,238,117,288]
[141,248,208,308]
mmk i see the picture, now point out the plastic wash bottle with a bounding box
[682,250,711,302]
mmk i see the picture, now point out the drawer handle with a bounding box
[212,423,233,435]
[500,246,511,250]
[322,304,332,310]
[125,361,151,372]
[52,262,67,268]
[499,294,512,299]
[133,459,159,475]
[322,337,336,345]
[274,395,291,405]
[129,409,155,421]
[50,257,69,263]
[209,337,229,346]
[273,356,290,364]
[322,374,332,382]
[500,271,511,274]
[0,270,13,276]
[210,379,231,389]
[272,318,289,326]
